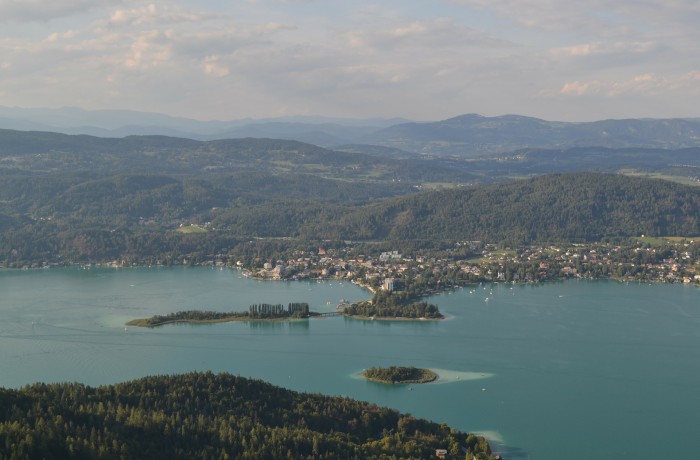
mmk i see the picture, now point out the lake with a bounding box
[1,267,699,459]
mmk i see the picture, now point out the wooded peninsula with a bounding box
[127,303,314,327]
[0,372,495,459]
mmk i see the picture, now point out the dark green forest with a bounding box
[0,372,493,460]
[326,172,700,243]
[2,170,700,265]
[344,291,443,319]
[212,172,700,244]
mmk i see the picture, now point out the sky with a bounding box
[1,0,699,122]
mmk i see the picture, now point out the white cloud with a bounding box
[559,71,700,98]
[108,3,220,27]
[202,56,230,77]
[123,30,172,69]
[391,22,427,37]
[109,5,155,25]
[46,30,78,43]
[348,17,507,53]
[560,80,593,96]
[550,41,658,59]
[552,44,597,58]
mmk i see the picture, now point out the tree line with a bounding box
[248,303,310,318]
[345,291,443,319]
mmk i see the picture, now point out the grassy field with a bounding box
[466,248,517,264]
[176,224,207,234]
[635,236,698,245]
[620,170,700,187]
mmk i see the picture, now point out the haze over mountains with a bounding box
[2,106,700,157]
[0,106,406,145]
[363,114,700,157]
[2,126,699,188]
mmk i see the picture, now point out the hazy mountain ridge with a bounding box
[462,146,700,179]
[3,127,700,190]
[4,107,700,155]
[0,106,408,144]
[0,129,474,183]
[360,114,700,156]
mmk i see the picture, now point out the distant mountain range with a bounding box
[360,114,700,156]
[2,107,700,156]
[0,129,476,184]
[2,128,699,187]
[0,106,407,145]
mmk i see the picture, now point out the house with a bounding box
[382,278,396,292]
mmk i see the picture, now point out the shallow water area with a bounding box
[430,368,494,384]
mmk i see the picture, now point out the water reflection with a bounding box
[247,319,310,333]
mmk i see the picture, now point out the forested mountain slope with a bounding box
[0,372,493,460]
[323,173,700,242]
[2,172,699,263]
[1,172,409,217]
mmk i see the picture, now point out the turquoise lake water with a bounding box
[1,267,699,459]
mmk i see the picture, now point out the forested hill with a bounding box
[0,372,494,460]
[2,172,699,264]
[325,173,700,242]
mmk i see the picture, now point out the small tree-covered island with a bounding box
[127,303,315,327]
[362,366,439,384]
[343,291,444,320]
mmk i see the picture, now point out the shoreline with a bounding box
[362,375,438,385]
[343,314,443,322]
[127,313,318,328]
[5,265,698,314]
[3,264,698,289]
[127,312,440,327]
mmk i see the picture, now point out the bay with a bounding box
[1,267,699,459]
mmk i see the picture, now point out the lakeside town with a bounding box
[5,238,698,295]
[239,239,700,294]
